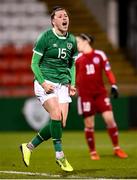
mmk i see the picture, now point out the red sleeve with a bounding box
[97,50,117,85]
[101,57,117,85]
[105,70,116,85]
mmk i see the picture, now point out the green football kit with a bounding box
[26,28,77,171]
[31,28,77,85]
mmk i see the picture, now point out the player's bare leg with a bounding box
[44,98,73,171]
[59,103,69,128]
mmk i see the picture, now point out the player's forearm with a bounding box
[31,53,45,84]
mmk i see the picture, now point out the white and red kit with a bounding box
[75,49,116,117]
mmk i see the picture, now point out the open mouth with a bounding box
[62,22,67,26]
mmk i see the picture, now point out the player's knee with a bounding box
[50,109,62,120]
[105,118,117,128]
[84,118,94,128]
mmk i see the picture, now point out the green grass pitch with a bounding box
[0,130,137,179]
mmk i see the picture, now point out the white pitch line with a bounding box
[0,170,96,179]
[0,170,61,178]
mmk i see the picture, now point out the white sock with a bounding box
[27,142,34,151]
[56,151,64,159]
[113,146,120,150]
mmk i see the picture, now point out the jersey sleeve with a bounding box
[31,52,45,84]
[73,37,78,57]
[105,70,116,85]
[100,52,117,85]
[33,31,47,56]
[70,63,75,86]
[70,36,78,85]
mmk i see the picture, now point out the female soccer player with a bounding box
[20,6,77,172]
[75,33,128,160]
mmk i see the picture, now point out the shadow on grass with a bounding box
[57,168,105,178]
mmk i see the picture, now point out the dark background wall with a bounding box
[84,0,137,68]
[117,0,137,68]
[118,0,129,48]
[0,96,136,131]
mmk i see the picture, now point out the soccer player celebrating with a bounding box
[75,33,128,160]
[20,6,77,172]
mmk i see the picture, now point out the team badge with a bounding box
[93,57,100,64]
[53,43,58,47]
[105,61,111,71]
[67,43,72,49]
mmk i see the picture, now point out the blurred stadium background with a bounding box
[0,0,137,178]
[0,0,137,131]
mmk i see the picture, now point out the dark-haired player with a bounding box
[75,33,128,160]
[20,6,77,172]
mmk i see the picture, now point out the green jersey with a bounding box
[33,28,77,84]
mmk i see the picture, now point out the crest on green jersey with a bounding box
[53,43,58,47]
[67,43,72,49]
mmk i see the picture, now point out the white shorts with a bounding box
[34,80,72,105]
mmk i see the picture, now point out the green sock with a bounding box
[50,120,62,152]
[39,121,51,141]
[31,121,51,147]
[31,134,43,148]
